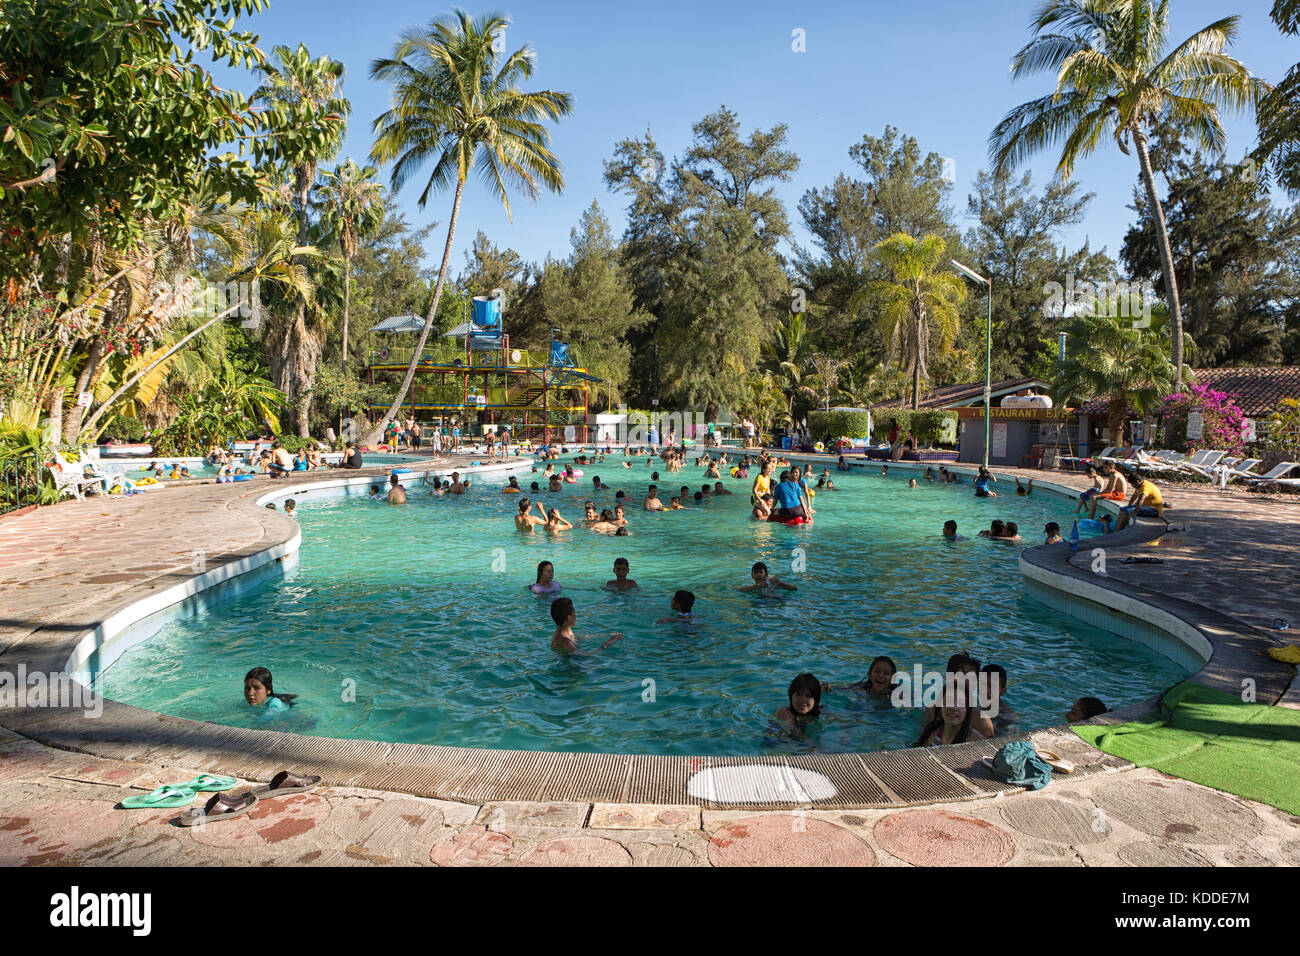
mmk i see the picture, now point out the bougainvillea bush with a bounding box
[1161,383,1247,455]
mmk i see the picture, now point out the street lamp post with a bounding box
[951,260,992,470]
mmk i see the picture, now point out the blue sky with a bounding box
[215,0,1297,277]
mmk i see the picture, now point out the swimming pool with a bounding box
[116,452,422,479]
[97,463,1188,755]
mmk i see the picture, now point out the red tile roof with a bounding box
[1076,367,1300,418]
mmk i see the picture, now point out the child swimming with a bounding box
[531,560,562,594]
[244,666,297,712]
[775,673,822,728]
[739,561,797,592]
[605,557,639,591]
[654,590,695,624]
[549,597,624,656]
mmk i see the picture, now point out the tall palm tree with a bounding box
[863,233,966,409]
[990,0,1265,390]
[364,10,572,446]
[253,44,350,436]
[319,159,385,373]
[1054,308,1176,444]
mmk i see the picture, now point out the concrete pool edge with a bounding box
[0,460,1289,811]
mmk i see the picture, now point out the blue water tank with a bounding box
[781,436,792,450]
[472,295,500,328]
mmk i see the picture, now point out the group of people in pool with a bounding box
[774,653,1111,745]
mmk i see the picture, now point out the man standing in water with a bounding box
[386,473,407,505]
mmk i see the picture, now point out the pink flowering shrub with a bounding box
[1161,383,1247,455]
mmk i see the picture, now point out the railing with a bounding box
[369,345,541,369]
[0,455,43,516]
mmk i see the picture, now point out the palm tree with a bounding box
[81,208,318,436]
[759,311,817,422]
[253,44,350,436]
[319,160,385,373]
[364,10,572,446]
[990,0,1265,390]
[862,233,966,409]
[1055,308,1177,445]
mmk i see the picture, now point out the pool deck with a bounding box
[1,455,1297,866]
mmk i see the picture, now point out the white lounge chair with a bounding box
[45,459,98,502]
[1245,462,1300,484]
[1057,446,1114,471]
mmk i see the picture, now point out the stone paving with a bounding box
[0,454,1297,866]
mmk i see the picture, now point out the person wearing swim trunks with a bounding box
[1087,462,1129,518]
[267,441,294,478]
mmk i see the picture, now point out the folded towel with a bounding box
[990,740,1053,790]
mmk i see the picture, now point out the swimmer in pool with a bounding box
[590,508,619,533]
[531,560,562,594]
[502,476,522,494]
[604,557,639,591]
[244,666,297,712]
[824,656,898,699]
[549,597,624,656]
[713,481,733,495]
[775,673,822,728]
[515,497,548,532]
[654,590,695,625]
[739,561,797,592]
[543,507,573,532]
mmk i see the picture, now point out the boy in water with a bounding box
[605,557,639,591]
[643,484,663,511]
[739,561,797,592]
[655,590,695,624]
[713,481,733,495]
[942,519,962,540]
[549,597,624,656]
[982,664,1018,729]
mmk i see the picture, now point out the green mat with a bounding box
[1072,680,1300,816]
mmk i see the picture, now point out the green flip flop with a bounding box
[119,785,198,809]
[171,773,238,792]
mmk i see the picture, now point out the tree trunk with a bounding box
[1108,393,1127,447]
[81,302,245,436]
[63,335,106,444]
[341,258,351,375]
[362,177,465,447]
[1133,129,1184,390]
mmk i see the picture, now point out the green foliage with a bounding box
[0,0,267,285]
[1254,1,1300,197]
[909,409,958,446]
[871,409,911,442]
[808,409,873,441]
[1261,397,1300,462]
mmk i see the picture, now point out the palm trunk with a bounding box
[1133,130,1184,389]
[362,176,465,447]
[63,335,106,444]
[81,302,244,436]
[341,258,351,374]
[1108,393,1127,447]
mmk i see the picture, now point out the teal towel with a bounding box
[991,740,1053,790]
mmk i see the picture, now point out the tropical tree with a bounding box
[364,10,572,445]
[319,160,385,373]
[990,0,1266,391]
[1254,0,1300,197]
[758,311,817,421]
[862,233,966,409]
[253,44,350,436]
[1054,309,1177,445]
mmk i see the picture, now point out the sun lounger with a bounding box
[1057,446,1114,471]
[1244,462,1300,484]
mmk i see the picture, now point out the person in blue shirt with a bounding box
[974,465,998,497]
[768,471,808,523]
[244,666,297,714]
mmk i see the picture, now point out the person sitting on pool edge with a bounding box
[549,597,624,656]
[1113,472,1166,531]
[655,590,695,624]
[387,473,406,505]
[775,673,822,729]
[739,561,797,593]
[245,666,297,713]
[605,557,639,591]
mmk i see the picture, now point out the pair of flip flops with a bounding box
[178,770,321,827]
[119,774,239,809]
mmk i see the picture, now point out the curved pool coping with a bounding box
[0,457,1292,810]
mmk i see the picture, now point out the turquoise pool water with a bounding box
[99,462,1188,755]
